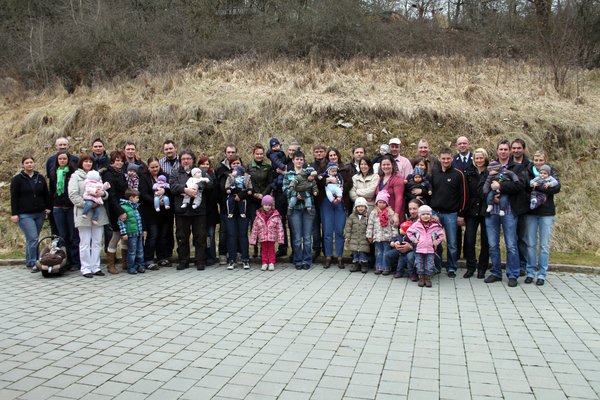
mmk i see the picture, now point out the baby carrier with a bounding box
[36,235,68,277]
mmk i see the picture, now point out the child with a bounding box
[404,166,432,202]
[287,166,318,215]
[530,164,558,209]
[406,205,445,288]
[126,163,140,190]
[225,165,253,218]
[267,137,288,174]
[372,144,389,166]
[483,161,519,216]
[344,197,370,273]
[81,170,111,224]
[152,175,171,212]
[366,191,396,275]
[319,162,343,205]
[181,167,209,209]
[117,188,145,274]
[249,195,284,271]
[390,220,415,279]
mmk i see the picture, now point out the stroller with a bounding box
[36,235,68,277]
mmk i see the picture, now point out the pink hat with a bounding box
[375,190,390,206]
[261,195,274,206]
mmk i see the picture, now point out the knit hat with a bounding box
[269,138,281,148]
[261,195,274,206]
[235,166,245,175]
[539,164,551,174]
[191,167,201,176]
[487,161,503,172]
[127,163,139,173]
[354,197,368,210]
[418,205,433,216]
[304,166,316,175]
[400,220,413,233]
[413,166,424,177]
[86,170,100,181]
[157,175,167,182]
[326,162,338,173]
[375,190,390,206]
[379,144,390,153]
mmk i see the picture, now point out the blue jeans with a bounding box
[352,251,369,263]
[525,215,555,280]
[52,207,80,269]
[82,200,101,221]
[18,212,45,267]
[289,209,314,267]
[436,212,458,272]
[486,212,520,279]
[226,216,249,263]
[384,248,415,275]
[415,253,435,275]
[126,234,145,272]
[320,199,346,258]
[374,241,390,271]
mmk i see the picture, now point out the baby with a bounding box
[152,175,171,212]
[405,166,432,202]
[483,161,519,216]
[319,162,343,205]
[81,170,111,224]
[288,166,318,215]
[181,168,209,209]
[530,164,558,209]
[225,166,253,217]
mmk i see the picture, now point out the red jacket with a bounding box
[250,209,285,245]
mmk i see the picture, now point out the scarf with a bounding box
[56,166,69,196]
[378,207,389,227]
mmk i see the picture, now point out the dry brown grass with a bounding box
[1,56,599,256]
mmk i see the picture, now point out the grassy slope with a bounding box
[1,56,599,262]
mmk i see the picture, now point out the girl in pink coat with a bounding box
[249,195,284,271]
[406,205,445,288]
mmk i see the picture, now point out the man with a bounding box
[388,137,413,178]
[159,140,180,177]
[123,142,145,168]
[348,146,365,176]
[430,148,467,278]
[215,145,239,265]
[452,136,472,172]
[46,137,79,177]
[311,144,327,260]
[483,139,528,287]
[511,138,533,275]
[91,138,109,172]
[411,138,440,174]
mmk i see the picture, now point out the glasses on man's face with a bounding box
[181,157,193,161]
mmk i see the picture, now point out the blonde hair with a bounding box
[533,150,547,161]
[472,148,489,165]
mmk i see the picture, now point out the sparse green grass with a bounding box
[551,252,600,267]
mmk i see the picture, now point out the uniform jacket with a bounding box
[406,219,445,254]
[249,209,284,245]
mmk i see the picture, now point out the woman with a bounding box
[49,150,80,272]
[350,158,378,208]
[222,156,251,269]
[247,144,273,259]
[283,150,314,270]
[138,157,171,270]
[320,148,351,268]
[102,150,129,274]
[68,154,109,277]
[199,156,219,265]
[524,150,560,286]
[10,156,51,272]
[463,148,490,279]
[374,154,405,226]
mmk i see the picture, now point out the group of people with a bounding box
[10,134,560,286]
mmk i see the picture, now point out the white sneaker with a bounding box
[268,263,275,271]
[227,262,235,270]
[261,264,268,271]
[243,261,250,270]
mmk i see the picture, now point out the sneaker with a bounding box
[181,203,188,208]
[524,277,534,284]
[137,267,145,273]
[242,261,250,270]
[227,262,235,270]
[158,259,171,267]
[361,263,369,274]
[484,274,502,283]
[146,263,159,271]
[508,278,518,287]
[127,269,137,275]
[295,265,302,270]
[536,278,545,286]
[374,270,382,275]
[94,270,105,276]
[155,208,161,212]
[393,273,402,279]
[30,266,40,273]
[261,264,268,271]
[219,255,227,266]
[268,263,275,271]
[382,271,390,276]
[83,273,93,278]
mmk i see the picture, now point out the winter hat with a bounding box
[235,166,245,175]
[127,163,139,173]
[354,197,368,210]
[400,220,413,233]
[304,166,316,175]
[539,164,551,174]
[191,167,201,176]
[261,195,274,206]
[375,190,390,206]
[326,162,338,173]
[269,138,281,148]
[487,161,503,172]
[418,205,433,217]
[86,170,100,181]
[380,144,390,153]
[157,175,167,182]
[413,166,424,177]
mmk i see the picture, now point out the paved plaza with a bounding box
[0,264,599,400]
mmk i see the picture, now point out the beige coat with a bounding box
[68,169,109,228]
[350,173,379,207]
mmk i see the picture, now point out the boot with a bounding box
[425,275,432,288]
[360,262,369,273]
[121,249,129,271]
[418,274,426,287]
[324,256,332,269]
[107,252,118,274]
[349,263,360,273]
[337,257,344,269]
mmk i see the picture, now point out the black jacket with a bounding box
[169,167,214,216]
[11,171,51,215]
[138,170,172,228]
[464,165,487,217]
[478,159,529,216]
[430,167,467,217]
[48,167,75,208]
[102,166,128,229]
[526,163,560,217]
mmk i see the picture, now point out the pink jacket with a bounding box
[83,179,111,205]
[250,209,285,245]
[406,219,445,254]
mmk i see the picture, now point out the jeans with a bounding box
[82,200,101,221]
[52,207,80,269]
[78,225,103,274]
[154,195,170,210]
[206,224,217,264]
[486,212,519,279]
[289,209,314,266]
[226,216,249,263]
[374,241,390,271]
[352,251,369,263]
[436,212,458,272]
[18,212,45,267]
[320,199,346,258]
[415,253,435,275]
[126,234,145,271]
[384,248,415,275]
[274,191,289,252]
[464,215,489,272]
[525,215,555,280]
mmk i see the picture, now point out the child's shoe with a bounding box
[192,204,198,209]
[137,266,145,273]
[155,207,161,212]
[228,214,234,218]
[409,274,418,282]
[165,205,170,209]
[486,205,493,213]
[499,210,506,216]
[425,275,432,288]
[81,214,88,219]
[242,261,250,270]
[240,214,246,218]
[360,262,369,273]
[418,275,425,287]
[127,268,137,275]
[261,264,268,271]
[181,203,188,208]
[349,263,360,273]
[92,220,98,225]
[268,263,275,271]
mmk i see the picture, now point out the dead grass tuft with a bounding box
[462,84,492,105]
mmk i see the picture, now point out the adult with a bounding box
[46,137,79,177]
[511,138,533,275]
[430,148,467,277]
[215,144,239,264]
[411,139,440,174]
[482,139,528,287]
[138,157,171,270]
[388,137,413,180]
[310,144,328,260]
[68,154,109,277]
[123,141,145,169]
[91,138,110,172]
[462,148,490,279]
[384,198,421,279]
[452,135,472,259]
[158,139,179,260]
[348,146,366,176]
[199,156,219,266]
[10,156,51,272]
[272,141,298,258]
[374,154,405,226]
[102,150,129,274]
[247,143,273,258]
[524,150,560,285]
[349,158,378,208]
[170,149,213,270]
[48,150,80,272]
[283,150,315,270]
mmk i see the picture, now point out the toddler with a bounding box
[344,197,370,273]
[249,195,284,271]
[319,162,343,205]
[126,163,140,190]
[390,220,416,279]
[181,167,209,209]
[405,166,432,202]
[225,165,253,218]
[530,164,558,209]
[267,137,288,174]
[288,166,318,215]
[81,170,111,224]
[152,175,171,212]
[406,205,445,288]
[483,161,519,216]
[366,191,396,275]
[117,189,145,274]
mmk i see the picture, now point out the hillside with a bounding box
[1,56,599,255]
